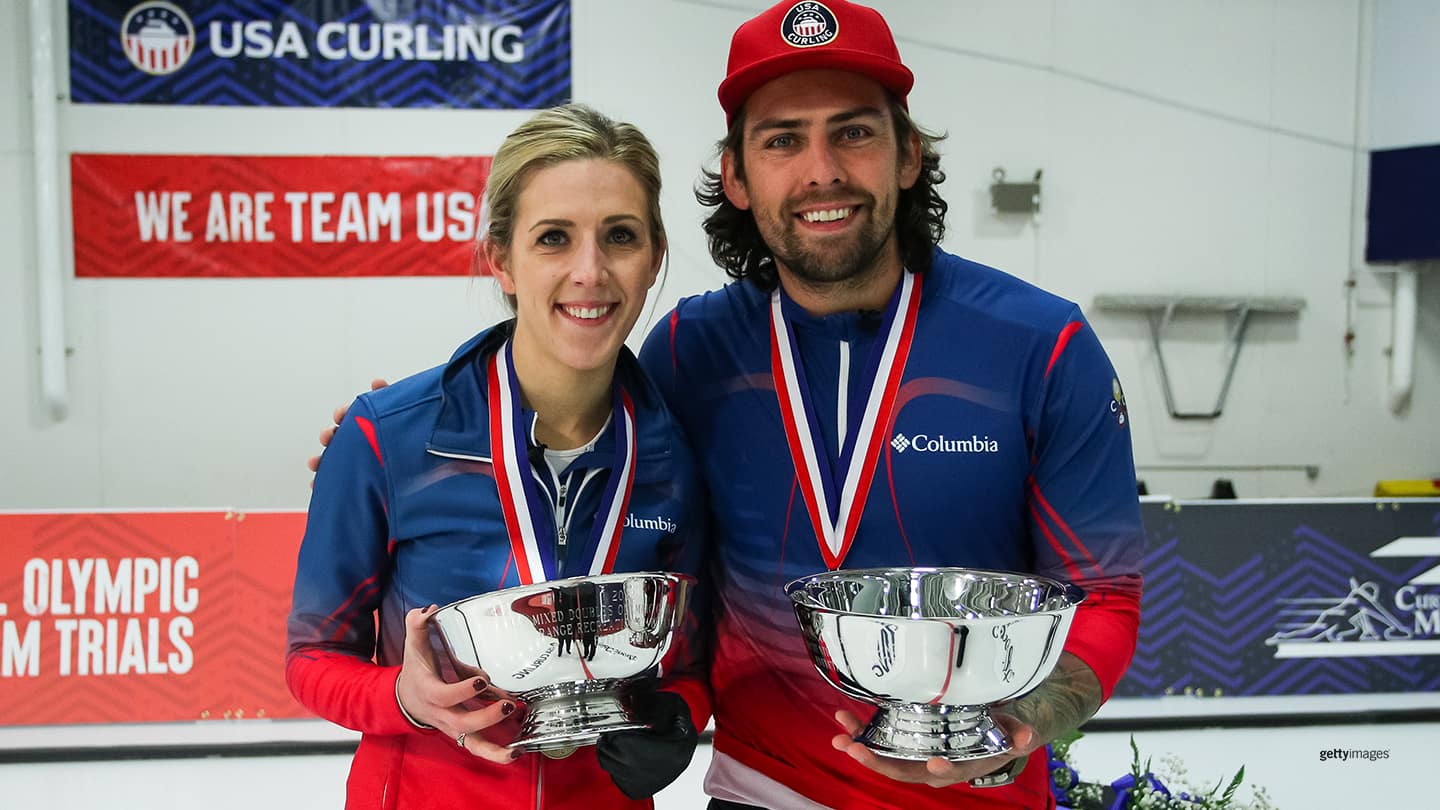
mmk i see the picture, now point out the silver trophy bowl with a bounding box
[785,567,1084,761]
[430,571,693,754]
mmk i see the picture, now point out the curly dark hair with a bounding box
[694,95,947,292]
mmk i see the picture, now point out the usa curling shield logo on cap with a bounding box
[781,1,839,48]
[120,2,195,76]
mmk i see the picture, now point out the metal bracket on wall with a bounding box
[1093,295,1305,420]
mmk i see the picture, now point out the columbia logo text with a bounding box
[624,514,678,534]
[890,433,999,454]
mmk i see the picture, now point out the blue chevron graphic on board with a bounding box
[1113,502,1440,698]
[70,0,571,108]
[1119,537,1186,693]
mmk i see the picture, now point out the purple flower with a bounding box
[1048,753,1080,804]
[1108,772,1172,809]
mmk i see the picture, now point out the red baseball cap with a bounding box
[718,0,914,125]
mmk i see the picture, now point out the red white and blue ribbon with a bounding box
[488,340,637,584]
[770,271,922,570]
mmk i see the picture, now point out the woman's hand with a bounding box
[396,605,521,764]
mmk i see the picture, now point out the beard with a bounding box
[759,190,898,290]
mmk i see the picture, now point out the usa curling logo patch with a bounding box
[121,2,195,76]
[781,1,839,48]
[1110,377,1129,427]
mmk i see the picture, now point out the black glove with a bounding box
[596,679,699,799]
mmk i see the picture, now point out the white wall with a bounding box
[4,1,1437,504]
[1370,0,1440,150]
[4,1,1436,509]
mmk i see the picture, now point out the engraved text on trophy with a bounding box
[993,622,1017,683]
[872,622,898,677]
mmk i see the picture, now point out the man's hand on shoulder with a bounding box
[307,378,389,486]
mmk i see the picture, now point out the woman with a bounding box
[287,104,707,809]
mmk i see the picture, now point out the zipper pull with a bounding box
[557,525,567,547]
[557,481,568,510]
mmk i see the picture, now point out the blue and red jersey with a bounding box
[639,247,1145,810]
[288,321,709,810]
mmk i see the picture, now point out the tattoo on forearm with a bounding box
[1004,653,1103,743]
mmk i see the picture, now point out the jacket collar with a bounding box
[426,320,674,464]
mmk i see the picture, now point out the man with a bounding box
[313,3,1144,807]
[635,2,1143,808]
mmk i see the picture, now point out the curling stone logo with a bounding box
[781,2,838,48]
[121,2,195,76]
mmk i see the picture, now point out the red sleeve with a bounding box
[1062,580,1142,699]
[286,398,423,736]
[285,655,420,736]
[1028,311,1147,700]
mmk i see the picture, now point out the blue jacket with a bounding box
[287,321,707,810]
[639,246,1144,810]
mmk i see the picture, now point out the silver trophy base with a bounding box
[858,703,1011,762]
[508,681,648,755]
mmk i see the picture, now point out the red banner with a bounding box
[0,511,311,725]
[71,154,492,277]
